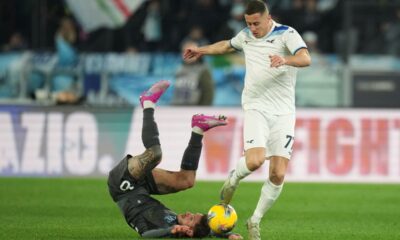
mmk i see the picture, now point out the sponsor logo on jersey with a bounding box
[164,214,177,224]
[266,39,275,44]
[246,139,254,144]
[120,180,134,191]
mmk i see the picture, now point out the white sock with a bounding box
[230,157,252,185]
[250,179,283,224]
[192,127,204,135]
[143,101,155,109]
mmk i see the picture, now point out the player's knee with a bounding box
[182,178,195,189]
[246,155,265,171]
[269,170,285,185]
[178,173,195,190]
[149,145,162,163]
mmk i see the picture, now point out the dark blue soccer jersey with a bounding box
[117,192,179,237]
[108,155,178,237]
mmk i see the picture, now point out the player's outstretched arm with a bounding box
[151,114,228,194]
[183,40,235,63]
[141,225,193,238]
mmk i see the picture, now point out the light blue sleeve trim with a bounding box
[292,46,307,55]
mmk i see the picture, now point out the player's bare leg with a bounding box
[127,80,170,180]
[128,147,162,180]
[152,114,228,194]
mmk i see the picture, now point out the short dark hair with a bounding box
[245,0,268,15]
[193,214,210,238]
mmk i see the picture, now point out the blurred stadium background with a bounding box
[1,0,400,239]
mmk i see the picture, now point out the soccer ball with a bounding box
[207,203,238,234]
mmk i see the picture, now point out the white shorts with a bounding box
[243,110,295,160]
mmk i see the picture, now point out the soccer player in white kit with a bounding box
[183,1,311,239]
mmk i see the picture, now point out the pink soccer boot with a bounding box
[191,114,228,132]
[140,80,170,107]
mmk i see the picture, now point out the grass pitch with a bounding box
[1,178,399,240]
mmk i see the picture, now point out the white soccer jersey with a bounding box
[230,21,307,115]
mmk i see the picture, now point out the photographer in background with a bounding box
[172,40,214,106]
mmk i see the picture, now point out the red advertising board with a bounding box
[127,108,400,183]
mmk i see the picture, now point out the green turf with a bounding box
[1,178,399,240]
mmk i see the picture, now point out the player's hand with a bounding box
[269,54,287,68]
[171,225,194,237]
[228,233,243,239]
[183,47,202,63]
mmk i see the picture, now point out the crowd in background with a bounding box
[1,0,400,56]
[1,0,400,106]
